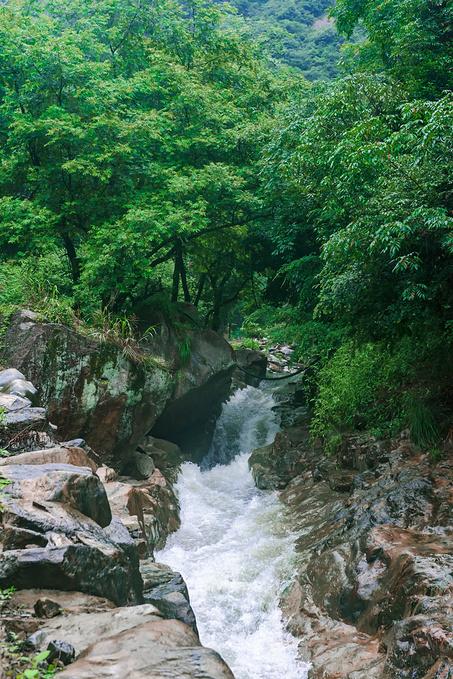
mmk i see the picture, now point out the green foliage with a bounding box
[241,305,343,363]
[258,0,453,448]
[0,0,451,453]
[235,337,260,350]
[311,334,451,447]
[0,252,74,319]
[0,473,11,511]
[178,336,192,366]
[311,342,401,442]
[0,585,15,607]
[0,0,290,328]
[403,394,440,448]
[17,651,57,679]
[2,635,57,679]
[226,0,344,79]
[85,309,158,365]
[334,0,453,96]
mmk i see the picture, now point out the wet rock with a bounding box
[34,598,62,619]
[57,619,234,679]
[249,425,317,490]
[384,615,453,678]
[279,434,453,679]
[141,560,197,634]
[4,309,234,468]
[27,604,162,656]
[233,348,267,388]
[104,470,180,553]
[0,464,142,605]
[328,469,356,493]
[125,449,156,480]
[151,328,235,461]
[47,639,76,665]
[137,436,182,483]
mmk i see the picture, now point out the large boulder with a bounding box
[28,603,163,656]
[150,328,235,461]
[249,424,318,490]
[233,347,267,388]
[0,445,98,473]
[3,310,234,467]
[0,463,142,605]
[140,560,198,633]
[57,619,234,679]
[104,470,180,555]
[278,436,453,679]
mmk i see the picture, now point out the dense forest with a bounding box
[224,0,343,79]
[0,0,452,453]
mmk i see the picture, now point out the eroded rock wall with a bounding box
[251,422,453,679]
[3,310,235,468]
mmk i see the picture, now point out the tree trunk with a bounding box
[171,250,180,302]
[176,242,191,303]
[62,234,80,283]
[194,273,206,307]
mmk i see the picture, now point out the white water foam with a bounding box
[157,386,308,679]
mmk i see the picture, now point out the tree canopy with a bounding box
[0,0,452,447]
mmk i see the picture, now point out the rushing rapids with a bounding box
[157,386,308,679]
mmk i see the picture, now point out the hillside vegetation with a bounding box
[227,0,343,79]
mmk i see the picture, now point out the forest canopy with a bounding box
[0,0,452,449]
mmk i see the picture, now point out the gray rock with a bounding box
[233,347,267,388]
[140,560,197,633]
[47,640,76,665]
[4,309,234,468]
[0,463,142,605]
[34,598,63,619]
[57,619,234,679]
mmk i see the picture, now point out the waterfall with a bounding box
[156,385,308,679]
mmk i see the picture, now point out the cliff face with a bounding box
[250,421,453,679]
[3,310,235,468]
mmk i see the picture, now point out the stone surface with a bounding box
[0,446,98,472]
[249,425,317,490]
[47,639,76,665]
[27,604,163,656]
[277,437,453,679]
[104,470,180,554]
[10,589,115,615]
[57,619,234,678]
[233,347,267,387]
[1,462,111,527]
[151,327,235,461]
[0,400,56,454]
[34,598,62,619]
[4,309,234,467]
[0,463,142,605]
[141,560,197,634]
[0,368,37,400]
[137,435,182,483]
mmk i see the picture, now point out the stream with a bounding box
[157,385,309,679]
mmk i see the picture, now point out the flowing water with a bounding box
[157,386,308,679]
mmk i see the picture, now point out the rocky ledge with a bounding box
[0,318,235,679]
[3,308,235,467]
[250,424,453,678]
